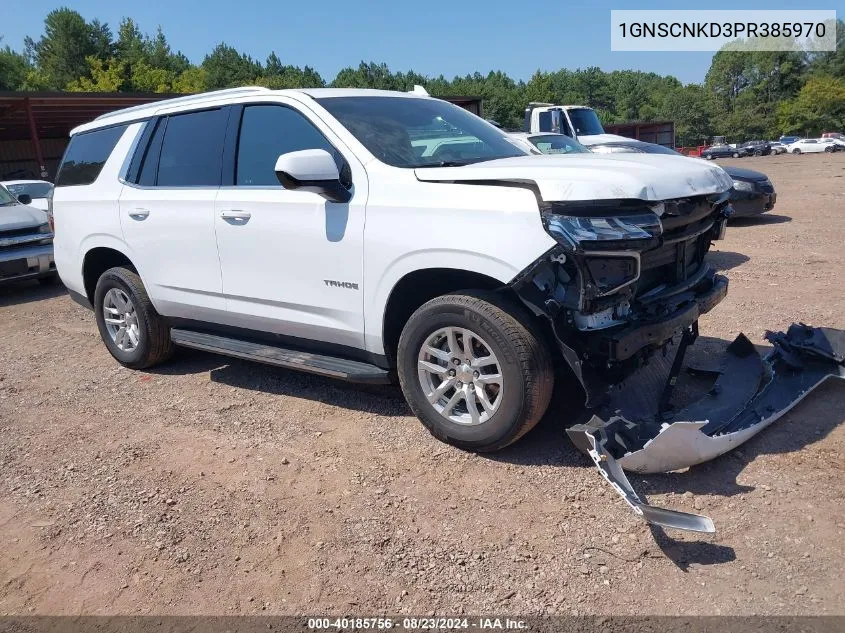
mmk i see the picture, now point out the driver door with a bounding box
[213,101,368,350]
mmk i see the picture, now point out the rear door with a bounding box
[119,108,230,321]
[213,100,368,349]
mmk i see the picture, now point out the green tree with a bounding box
[806,19,845,77]
[331,61,397,89]
[654,84,713,146]
[778,75,845,136]
[66,56,125,91]
[172,67,207,93]
[256,52,324,88]
[24,8,114,89]
[148,28,189,75]
[0,39,30,90]
[201,43,262,89]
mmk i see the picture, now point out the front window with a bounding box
[5,182,53,199]
[567,108,605,136]
[316,96,526,168]
[528,134,589,155]
[236,105,337,186]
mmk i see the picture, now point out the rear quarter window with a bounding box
[55,124,129,187]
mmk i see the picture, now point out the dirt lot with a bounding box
[1,153,844,617]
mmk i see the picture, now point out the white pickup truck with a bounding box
[522,103,630,145]
[52,87,844,533]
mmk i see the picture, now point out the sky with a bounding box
[3,0,841,85]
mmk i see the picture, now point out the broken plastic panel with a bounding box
[568,324,845,533]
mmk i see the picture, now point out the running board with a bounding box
[170,329,391,384]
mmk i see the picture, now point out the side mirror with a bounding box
[274,149,351,203]
[16,194,32,205]
[550,109,562,134]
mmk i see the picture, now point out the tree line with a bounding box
[1,8,844,146]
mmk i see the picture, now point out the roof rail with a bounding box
[94,86,271,121]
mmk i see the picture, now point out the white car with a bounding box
[1,179,54,211]
[787,138,828,154]
[52,87,842,532]
[818,138,844,152]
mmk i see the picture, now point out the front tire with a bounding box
[94,266,174,370]
[397,292,554,452]
[793,148,801,154]
[732,152,740,158]
[705,154,713,160]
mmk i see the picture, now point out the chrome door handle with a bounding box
[128,208,150,220]
[220,210,251,221]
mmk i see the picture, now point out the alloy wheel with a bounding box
[417,326,503,426]
[103,288,141,352]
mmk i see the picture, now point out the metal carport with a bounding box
[0,92,173,181]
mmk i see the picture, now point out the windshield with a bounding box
[5,182,53,199]
[590,142,680,156]
[528,134,589,154]
[315,96,527,168]
[0,186,18,206]
[567,108,605,136]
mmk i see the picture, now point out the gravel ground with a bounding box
[1,153,843,616]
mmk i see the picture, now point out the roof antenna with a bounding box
[409,85,429,96]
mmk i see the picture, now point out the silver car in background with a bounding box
[0,184,57,286]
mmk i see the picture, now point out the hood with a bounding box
[0,203,49,231]
[21,197,50,212]
[415,153,733,202]
[721,165,768,181]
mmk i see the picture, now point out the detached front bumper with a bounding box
[567,324,845,533]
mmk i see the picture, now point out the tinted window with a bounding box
[156,109,229,186]
[528,134,588,154]
[236,105,336,186]
[137,119,166,186]
[56,125,128,187]
[5,182,53,198]
[567,108,604,136]
[317,96,524,168]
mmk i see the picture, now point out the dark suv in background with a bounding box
[741,140,772,156]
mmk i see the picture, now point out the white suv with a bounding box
[53,86,734,455]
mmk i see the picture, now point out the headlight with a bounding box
[732,180,755,192]
[546,212,662,247]
[37,222,52,234]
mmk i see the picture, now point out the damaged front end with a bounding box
[513,195,845,533]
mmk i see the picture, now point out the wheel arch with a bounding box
[380,267,516,366]
[82,246,138,305]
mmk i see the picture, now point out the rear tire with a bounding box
[397,291,554,452]
[732,152,740,158]
[93,266,173,370]
[705,154,713,160]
